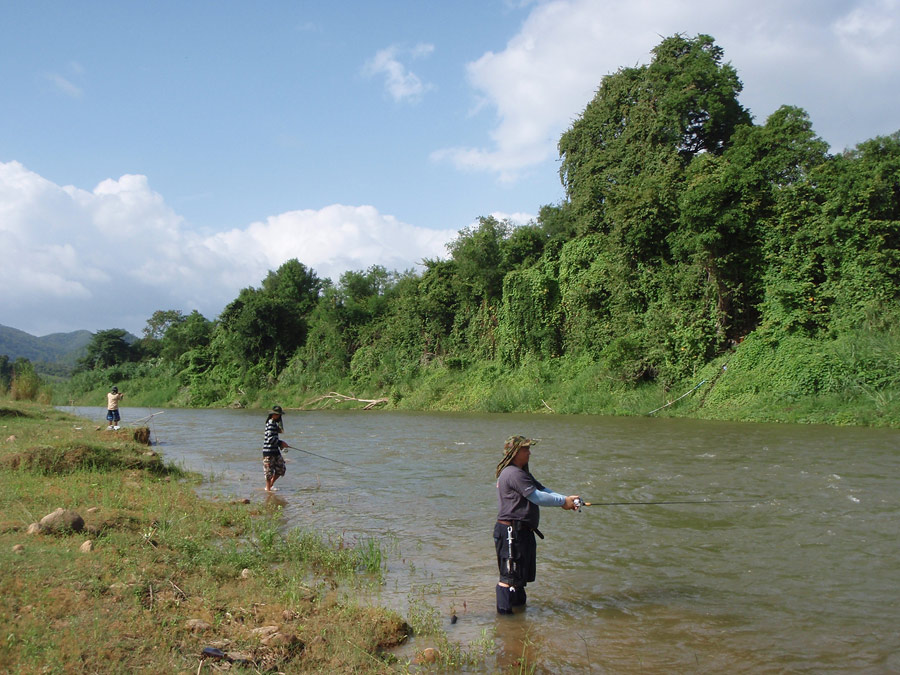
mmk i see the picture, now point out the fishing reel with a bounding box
[573,497,584,512]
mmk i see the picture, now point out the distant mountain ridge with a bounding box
[0,324,95,366]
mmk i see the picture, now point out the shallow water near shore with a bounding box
[68,406,900,673]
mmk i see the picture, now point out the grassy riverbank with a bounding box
[0,401,427,673]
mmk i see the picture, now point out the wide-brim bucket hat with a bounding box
[495,435,539,477]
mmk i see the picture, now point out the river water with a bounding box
[68,406,899,673]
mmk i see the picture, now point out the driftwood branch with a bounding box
[304,392,388,410]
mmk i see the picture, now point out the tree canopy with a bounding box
[76,329,136,371]
[64,34,900,413]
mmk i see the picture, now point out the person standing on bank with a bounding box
[106,386,125,430]
[494,435,580,614]
[263,405,289,492]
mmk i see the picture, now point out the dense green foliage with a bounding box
[76,328,139,371]
[0,356,10,393]
[50,34,900,425]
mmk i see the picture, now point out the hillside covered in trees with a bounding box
[47,35,900,426]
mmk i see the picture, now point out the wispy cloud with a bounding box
[44,72,83,98]
[43,61,86,98]
[363,43,435,103]
[295,20,321,33]
[832,0,900,70]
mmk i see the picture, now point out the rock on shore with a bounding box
[37,508,85,533]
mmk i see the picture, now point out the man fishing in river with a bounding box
[494,435,580,614]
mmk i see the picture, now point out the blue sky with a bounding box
[2,0,898,337]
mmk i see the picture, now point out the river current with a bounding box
[68,406,900,673]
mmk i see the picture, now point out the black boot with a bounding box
[511,586,527,607]
[496,584,513,614]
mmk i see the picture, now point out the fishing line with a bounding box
[283,444,351,467]
[575,498,761,508]
[645,379,708,415]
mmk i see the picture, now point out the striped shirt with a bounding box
[262,417,282,455]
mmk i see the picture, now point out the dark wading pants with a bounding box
[493,521,536,613]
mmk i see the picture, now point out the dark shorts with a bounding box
[106,409,120,422]
[263,453,286,480]
[494,521,537,587]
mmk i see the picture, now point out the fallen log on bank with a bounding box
[303,392,388,410]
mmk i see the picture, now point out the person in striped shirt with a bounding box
[263,405,289,492]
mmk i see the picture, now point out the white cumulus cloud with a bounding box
[434,0,900,180]
[0,161,457,336]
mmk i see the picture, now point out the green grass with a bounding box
[0,401,413,673]
[0,400,509,673]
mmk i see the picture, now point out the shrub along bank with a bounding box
[55,330,900,428]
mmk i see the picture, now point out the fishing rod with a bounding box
[573,497,760,509]
[283,444,351,467]
[131,411,165,425]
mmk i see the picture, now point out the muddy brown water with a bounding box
[69,406,900,673]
